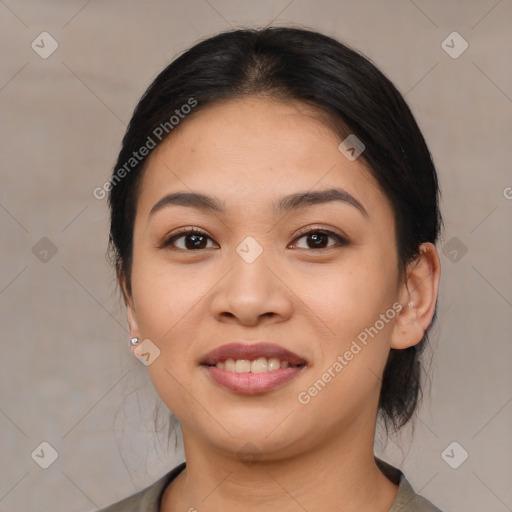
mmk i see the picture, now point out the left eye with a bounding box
[292,230,348,250]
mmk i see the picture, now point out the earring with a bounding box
[129,337,140,348]
[407,302,414,307]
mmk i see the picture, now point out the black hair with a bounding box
[108,26,442,432]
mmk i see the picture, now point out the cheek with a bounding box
[302,255,398,339]
[132,244,199,318]
[296,255,399,416]
[130,261,203,419]
[129,257,202,359]
[295,273,398,426]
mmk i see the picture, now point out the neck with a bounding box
[161,419,398,512]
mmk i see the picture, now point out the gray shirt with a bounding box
[98,458,443,511]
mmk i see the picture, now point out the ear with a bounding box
[391,242,441,349]
[118,267,142,348]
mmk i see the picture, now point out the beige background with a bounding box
[1,1,511,510]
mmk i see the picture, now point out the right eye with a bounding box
[159,228,218,251]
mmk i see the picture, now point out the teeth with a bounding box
[235,359,251,373]
[267,358,280,371]
[216,357,295,372]
[251,357,267,373]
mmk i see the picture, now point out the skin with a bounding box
[121,96,441,512]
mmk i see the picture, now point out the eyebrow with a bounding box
[148,188,368,218]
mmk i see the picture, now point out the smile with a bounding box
[212,357,302,373]
[200,342,307,394]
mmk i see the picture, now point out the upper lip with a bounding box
[200,342,307,366]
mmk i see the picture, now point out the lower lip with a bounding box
[202,365,305,394]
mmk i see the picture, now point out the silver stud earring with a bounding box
[408,302,414,307]
[129,337,140,348]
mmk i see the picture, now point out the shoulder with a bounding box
[392,475,443,512]
[376,458,444,512]
[98,462,186,512]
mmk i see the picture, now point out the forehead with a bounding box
[135,96,392,221]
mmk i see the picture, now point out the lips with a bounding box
[200,342,308,394]
[200,342,307,366]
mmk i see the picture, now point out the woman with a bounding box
[99,26,443,512]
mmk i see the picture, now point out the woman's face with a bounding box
[125,96,407,459]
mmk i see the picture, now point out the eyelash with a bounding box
[158,226,349,252]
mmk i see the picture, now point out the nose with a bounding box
[210,243,293,327]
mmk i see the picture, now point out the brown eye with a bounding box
[292,229,348,250]
[161,229,218,251]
